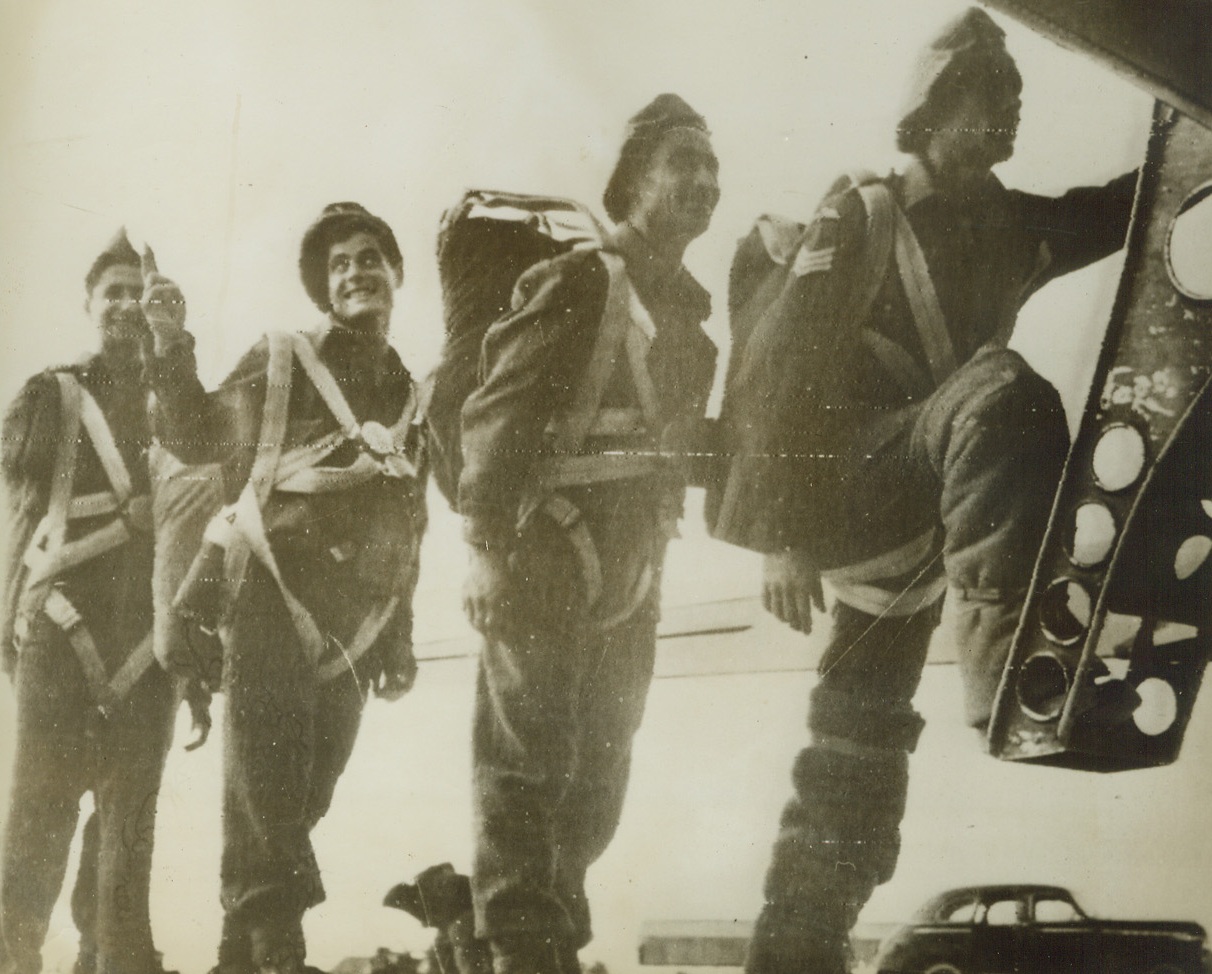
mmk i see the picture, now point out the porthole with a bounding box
[1039,578,1092,646]
[1166,181,1212,301]
[1016,651,1072,722]
[1067,502,1116,568]
[1091,423,1147,493]
[1132,677,1178,736]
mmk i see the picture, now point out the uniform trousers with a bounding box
[747,349,1069,974]
[0,618,176,974]
[215,561,371,971]
[472,487,663,968]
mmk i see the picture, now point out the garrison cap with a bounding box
[299,202,403,311]
[603,93,710,223]
[896,7,1021,154]
[85,227,141,295]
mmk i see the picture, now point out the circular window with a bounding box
[1166,181,1212,301]
[1016,651,1071,722]
[1067,502,1117,568]
[1039,578,1093,646]
[1091,424,1147,493]
[1132,677,1178,736]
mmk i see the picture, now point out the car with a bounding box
[873,884,1208,974]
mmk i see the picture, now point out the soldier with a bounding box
[710,10,1137,974]
[145,203,427,974]
[457,94,720,974]
[0,230,190,974]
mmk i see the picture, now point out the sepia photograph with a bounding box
[0,2,1209,973]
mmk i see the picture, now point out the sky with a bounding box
[2,1,1205,970]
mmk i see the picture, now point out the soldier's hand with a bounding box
[762,548,825,634]
[463,546,512,640]
[139,245,188,353]
[375,643,418,702]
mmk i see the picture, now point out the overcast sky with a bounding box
[4,1,1206,966]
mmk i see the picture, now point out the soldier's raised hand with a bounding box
[762,548,826,634]
[139,245,187,353]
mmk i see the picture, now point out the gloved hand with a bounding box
[463,545,514,640]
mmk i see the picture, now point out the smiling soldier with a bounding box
[457,94,720,974]
[711,9,1137,974]
[145,204,427,974]
[0,230,192,974]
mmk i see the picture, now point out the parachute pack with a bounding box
[427,190,606,507]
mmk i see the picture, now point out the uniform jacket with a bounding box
[148,321,427,647]
[712,160,1137,555]
[1,353,154,671]
[458,225,716,550]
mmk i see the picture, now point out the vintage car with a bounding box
[872,884,1208,974]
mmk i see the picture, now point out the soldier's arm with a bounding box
[376,467,428,700]
[1,373,62,497]
[1018,169,1139,286]
[146,337,268,471]
[457,251,605,549]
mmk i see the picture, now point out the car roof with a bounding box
[913,885,1074,920]
[982,0,1212,130]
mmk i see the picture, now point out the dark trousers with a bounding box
[216,562,368,970]
[471,500,662,955]
[747,350,1068,974]
[0,620,177,974]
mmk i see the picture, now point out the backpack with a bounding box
[707,170,954,549]
[427,190,606,507]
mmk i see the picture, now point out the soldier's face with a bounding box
[326,231,398,328]
[627,128,720,245]
[87,263,147,349]
[933,64,1022,173]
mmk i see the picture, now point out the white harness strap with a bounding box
[890,203,957,385]
[19,372,156,707]
[203,331,412,679]
[821,527,947,618]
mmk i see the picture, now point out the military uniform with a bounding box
[148,320,426,972]
[457,224,715,968]
[0,351,178,974]
[715,157,1135,974]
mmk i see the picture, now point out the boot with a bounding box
[249,916,306,974]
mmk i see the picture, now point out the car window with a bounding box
[942,898,979,924]
[985,898,1023,926]
[1035,898,1082,923]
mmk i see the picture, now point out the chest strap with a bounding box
[197,331,415,677]
[18,374,153,698]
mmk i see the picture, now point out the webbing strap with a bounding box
[828,573,947,618]
[77,387,134,505]
[316,594,402,684]
[821,527,939,585]
[275,455,386,494]
[25,520,131,588]
[47,374,84,552]
[42,589,156,710]
[850,182,898,339]
[532,452,662,490]
[536,495,604,606]
[548,253,634,454]
[623,290,660,429]
[250,332,295,507]
[859,330,933,399]
[288,333,360,435]
[22,374,141,595]
[891,204,956,385]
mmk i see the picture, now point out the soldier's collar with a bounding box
[604,224,709,318]
[899,156,1005,208]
